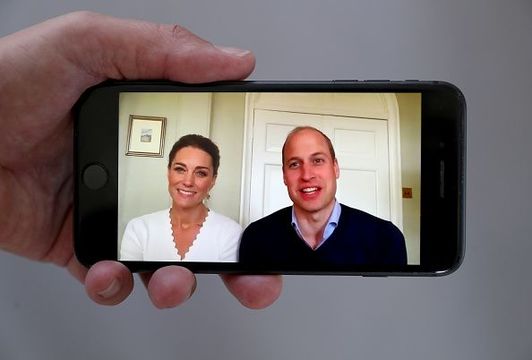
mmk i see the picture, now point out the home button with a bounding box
[82,163,109,190]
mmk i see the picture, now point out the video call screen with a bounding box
[118,92,421,265]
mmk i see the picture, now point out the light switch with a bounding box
[402,187,413,199]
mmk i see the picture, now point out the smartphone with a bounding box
[75,80,465,276]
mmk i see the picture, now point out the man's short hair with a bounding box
[281,126,336,165]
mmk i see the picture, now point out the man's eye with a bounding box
[288,162,299,169]
[314,158,324,164]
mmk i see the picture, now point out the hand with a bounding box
[0,11,282,309]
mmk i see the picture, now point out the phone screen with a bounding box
[117,91,421,266]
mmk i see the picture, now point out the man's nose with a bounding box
[301,163,314,180]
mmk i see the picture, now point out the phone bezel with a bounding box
[75,80,466,276]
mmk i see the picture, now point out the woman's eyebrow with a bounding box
[172,161,211,171]
[194,166,211,171]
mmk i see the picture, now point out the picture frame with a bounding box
[125,115,167,157]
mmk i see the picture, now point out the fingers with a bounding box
[221,274,283,309]
[84,262,195,308]
[55,11,256,84]
[85,262,280,309]
[140,266,197,309]
[141,268,283,310]
[84,261,133,305]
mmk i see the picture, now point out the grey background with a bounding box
[1,1,531,359]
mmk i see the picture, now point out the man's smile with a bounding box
[300,186,319,194]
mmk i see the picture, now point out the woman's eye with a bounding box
[196,171,208,177]
[174,166,186,173]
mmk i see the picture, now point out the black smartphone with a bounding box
[75,80,465,276]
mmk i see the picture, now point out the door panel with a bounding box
[263,164,291,216]
[336,169,378,217]
[325,118,391,219]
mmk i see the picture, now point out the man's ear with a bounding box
[334,159,340,179]
[282,166,288,185]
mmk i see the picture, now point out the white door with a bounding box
[245,109,395,225]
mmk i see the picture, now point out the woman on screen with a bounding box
[120,134,242,262]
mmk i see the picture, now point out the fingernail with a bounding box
[216,46,251,57]
[97,278,121,299]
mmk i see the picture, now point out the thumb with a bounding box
[16,11,256,85]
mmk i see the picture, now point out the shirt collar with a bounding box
[291,200,342,249]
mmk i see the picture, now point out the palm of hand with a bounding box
[0,43,86,278]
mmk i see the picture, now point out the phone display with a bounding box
[75,81,465,275]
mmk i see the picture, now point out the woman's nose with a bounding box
[182,171,194,186]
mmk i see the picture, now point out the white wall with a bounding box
[209,93,247,221]
[397,93,421,264]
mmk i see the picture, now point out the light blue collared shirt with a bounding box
[291,200,342,249]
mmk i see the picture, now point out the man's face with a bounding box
[282,129,339,216]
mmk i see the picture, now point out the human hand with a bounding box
[0,11,282,309]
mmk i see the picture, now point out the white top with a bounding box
[120,209,242,262]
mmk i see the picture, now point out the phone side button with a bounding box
[82,163,109,190]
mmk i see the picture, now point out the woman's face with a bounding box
[167,146,216,210]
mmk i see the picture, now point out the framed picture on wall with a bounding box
[125,115,167,157]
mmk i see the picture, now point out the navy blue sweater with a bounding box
[238,204,407,268]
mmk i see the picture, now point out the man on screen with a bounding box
[238,126,407,267]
